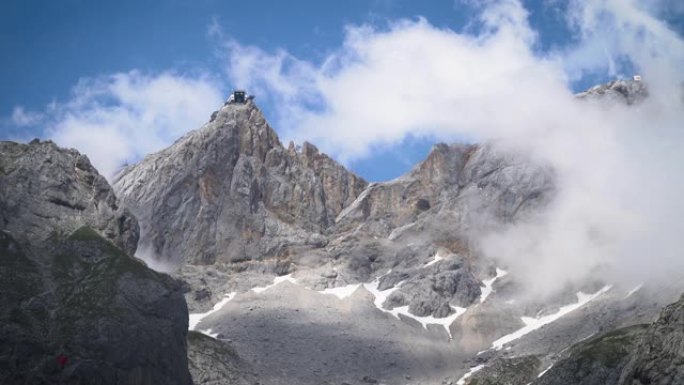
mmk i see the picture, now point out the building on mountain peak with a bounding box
[226,90,254,104]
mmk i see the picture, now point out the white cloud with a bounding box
[10,106,43,127]
[219,0,684,295]
[38,71,224,179]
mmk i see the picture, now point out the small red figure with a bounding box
[56,354,68,369]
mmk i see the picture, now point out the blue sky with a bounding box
[1,0,682,181]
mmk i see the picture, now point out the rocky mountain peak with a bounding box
[114,100,367,266]
[209,100,282,160]
[576,78,649,105]
[407,142,476,186]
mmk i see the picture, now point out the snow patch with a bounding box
[188,291,237,331]
[480,268,508,303]
[456,364,485,385]
[319,284,362,299]
[538,363,554,378]
[364,278,465,339]
[490,285,612,350]
[625,283,643,298]
[251,274,297,294]
[424,250,445,267]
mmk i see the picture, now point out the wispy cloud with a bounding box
[10,106,43,127]
[9,71,224,179]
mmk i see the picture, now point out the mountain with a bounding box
[576,78,649,105]
[108,78,683,385]
[2,77,677,385]
[0,140,192,385]
[114,102,366,267]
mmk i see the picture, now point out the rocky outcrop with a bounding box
[576,78,648,105]
[448,355,541,385]
[478,293,684,385]
[335,142,553,243]
[0,140,139,255]
[0,141,192,385]
[618,294,684,385]
[534,325,648,385]
[187,331,256,385]
[114,101,366,266]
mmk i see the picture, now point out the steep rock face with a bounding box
[618,294,684,385]
[0,141,192,385]
[114,101,366,265]
[0,140,139,255]
[335,142,553,242]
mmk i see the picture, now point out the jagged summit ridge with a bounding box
[576,78,648,105]
[114,100,367,265]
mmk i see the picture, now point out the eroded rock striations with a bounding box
[0,140,139,255]
[0,140,192,385]
[114,101,366,266]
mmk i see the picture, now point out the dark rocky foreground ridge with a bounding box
[0,141,192,385]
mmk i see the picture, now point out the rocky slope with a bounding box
[114,100,554,321]
[187,331,257,385]
[0,140,139,255]
[0,140,192,385]
[618,293,684,385]
[108,78,678,385]
[465,292,684,385]
[114,101,366,266]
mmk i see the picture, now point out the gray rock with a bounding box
[576,78,649,105]
[618,294,684,385]
[0,228,192,385]
[0,141,191,385]
[0,140,139,255]
[187,331,257,385]
[447,355,541,385]
[534,324,648,385]
[114,101,366,266]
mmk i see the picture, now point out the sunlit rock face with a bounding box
[114,101,367,267]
